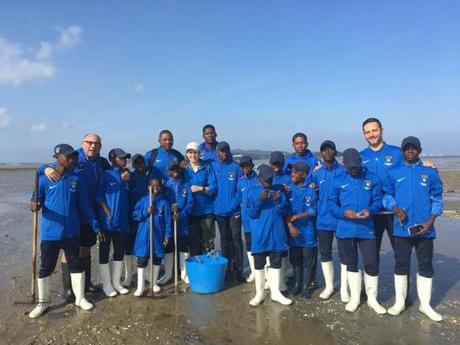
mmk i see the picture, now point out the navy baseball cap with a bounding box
[401,136,421,150]
[217,141,230,151]
[108,148,131,160]
[291,161,309,174]
[269,151,285,164]
[258,164,274,181]
[131,154,145,164]
[167,159,181,171]
[342,148,361,169]
[320,140,336,152]
[53,144,77,158]
[239,156,253,166]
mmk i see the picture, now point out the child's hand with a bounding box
[97,232,106,242]
[288,223,300,237]
[147,206,153,215]
[271,191,281,201]
[356,209,370,219]
[344,210,357,219]
[191,185,203,193]
[172,213,179,222]
[259,190,269,201]
[171,203,178,214]
[30,201,40,212]
[163,238,169,247]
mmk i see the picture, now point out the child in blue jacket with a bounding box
[132,178,172,296]
[328,148,386,314]
[96,148,131,297]
[29,144,98,318]
[247,164,292,307]
[161,161,193,285]
[286,162,318,299]
[122,154,149,288]
[383,137,443,321]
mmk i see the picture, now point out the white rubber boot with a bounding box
[249,269,266,307]
[417,274,443,322]
[364,273,386,314]
[158,253,173,284]
[179,252,190,284]
[99,263,117,297]
[319,261,334,300]
[340,264,350,303]
[268,268,292,306]
[134,267,146,297]
[279,257,288,292]
[246,251,255,283]
[111,260,129,295]
[122,255,134,287]
[29,277,50,319]
[152,264,161,293]
[71,272,94,311]
[345,270,362,312]
[388,274,408,316]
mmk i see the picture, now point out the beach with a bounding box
[0,168,459,344]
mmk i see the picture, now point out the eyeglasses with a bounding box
[83,141,101,146]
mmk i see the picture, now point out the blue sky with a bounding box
[1,0,459,162]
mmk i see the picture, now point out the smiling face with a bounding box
[168,166,181,179]
[158,132,173,151]
[186,149,199,164]
[149,178,162,196]
[290,169,306,184]
[363,121,383,148]
[271,162,283,174]
[82,133,102,159]
[403,144,421,163]
[240,163,253,176]
[133,158,145,175]
[217,148,230,161]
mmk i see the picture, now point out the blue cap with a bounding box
[269,151,285,164]
[131,154,145,164]
[53,144,77,158]
[167,159,181,171]
[401,136,421,150]
[108,148,131,160]
[258,164,274,181]
[320,140,336,152]
[342,148,361,169]
[291,161,309,173]
[217,141,230,151]
[239,156,253,166]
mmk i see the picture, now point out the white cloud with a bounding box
[0,25,82,86]
[58,25,82,48]
[0,38,55,85]
[0,108,11,127]
[30,123,47,132]
[132,82,144,92]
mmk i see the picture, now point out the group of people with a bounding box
[28,118,444,323]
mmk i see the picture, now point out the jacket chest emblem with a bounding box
[364,179,372,190]
[182,187,188,197]
[228,171,235,180]
[384,154,393,166]
[304,195,312,205]
[158,206,164,216]
[420,174,428,186]
[70,181,77,192]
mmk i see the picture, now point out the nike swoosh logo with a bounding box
[110,182,117,186]
[241,187,246,191]
[362,160,370,164]
[397,177,406,183]
[289,198,293,201]
[319,180,325,184]
[341,184,349,189]
[155,159,162,163]
[49,185,57,189]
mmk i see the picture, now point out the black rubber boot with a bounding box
[288,266,303,296]
[61,262,75,303]
[82,256,102,294]
[302,267,312,299]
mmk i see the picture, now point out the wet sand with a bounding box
[0,170,459,345]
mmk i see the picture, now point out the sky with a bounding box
[1,0,459,162]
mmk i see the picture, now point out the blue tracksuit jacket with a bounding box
[360,143,403,184]
[185,162,217,216]
[311,160,345,231]
[199,142,219,163]
[236,171,258,233]
[283,150,319,175]
[96,167,130,232]
[248,182,289,254]
[212,159,242,216]
[164,177,194,237]
[286,181,318,248]
[133,195,172,258]
[144,147,185,181]
[328,169,383,239]
[34,171,100,240]
[128,171,149,232]
[382,160,443,238]
[273,172,291,187]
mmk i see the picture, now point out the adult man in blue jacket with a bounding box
[212,141,244,282]
[199,124,219,164]
[383,137,443,322]
[29,144,99,318]
[329,148,386,314]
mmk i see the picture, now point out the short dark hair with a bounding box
[202,124,216,133]
[362,117,382,129]
[292,132,307,143]
[158,129,173,139]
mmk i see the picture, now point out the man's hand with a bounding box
[356,209,370,219]
[30,201,40,212]
[163,238,169,247]
[393,207,406,224]
[191,185,204,193]
[422,160,436,169]
[44,167,61,182]
[344,210,357,219]
[97,232,106,242]
[288,223,300,237]
[259,190,269,201]
[120,169,130,182]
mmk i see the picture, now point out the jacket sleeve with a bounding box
[275,190,289,216]
[179,184,194,219]
[164,201,173,239]
[206,164,217,196]
[133,198,149,221]
[95,172,107,205]
[231,176,243,211]
[248,188,263,219]
[430,171,444,217]
[368,179,383,215]
[328,182,346,219]
[382,173,397,210]
[77,179,100,232]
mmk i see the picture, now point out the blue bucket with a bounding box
[185,254,228,294]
